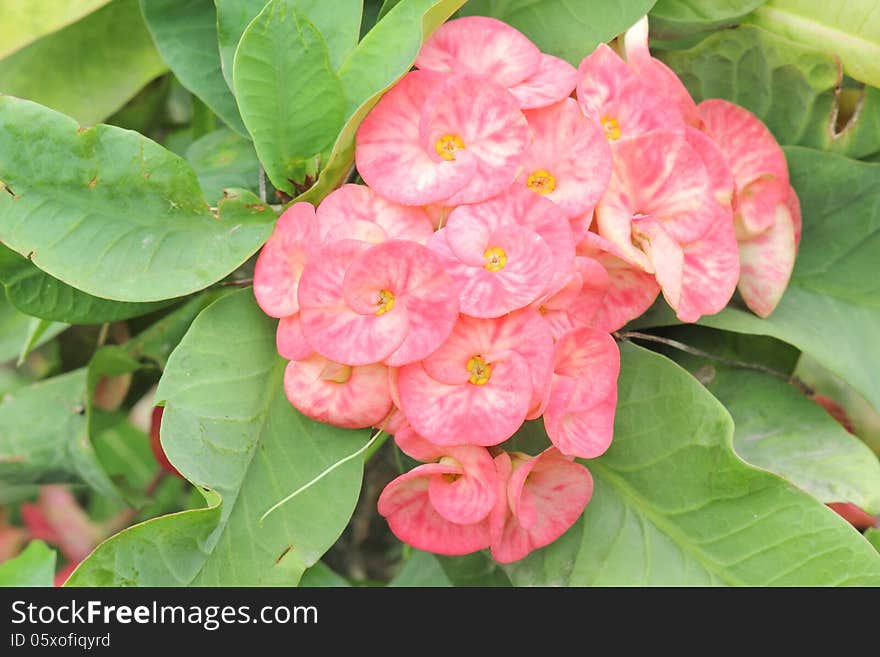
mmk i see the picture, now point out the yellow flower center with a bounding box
[483,247,507,272]
[526,169,557,194]
[376,289,395,315]
[601,116,621,140]
[466,355,492,386]
[435,134,466,160]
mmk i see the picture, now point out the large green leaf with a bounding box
[0,368,120,499]
[509,344,880,586]
[68,289,369,586]
[0,0,167,125]
[710,369,880,514]
[657,25,880,158]
[460,0,657,65]
[141,0,247,136]
[0,0,112,59]
[297,0,466,204]
[746,0,880,86]
[649,0,767,38]
[0,294,38,363]
[389,550,452,587]
[233,0,346,192]
[185,128,261,203]
[0,96,277,302]
[699,148,880,413]
[0,541,56,587]
[0,244,170,323]
[215,0,362,88]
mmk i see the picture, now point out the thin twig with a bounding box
[219,277,254,287]
[614,330,814,394]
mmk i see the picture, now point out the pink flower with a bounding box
[544,328,619,458]
[490,448,593,563]
[621,16,701,126]
[517,98,612,218]
[595,130,739,322]
[378,437,499,555]
[283,354,392,429]
[298,239,459,366]
[416,16,577,109]
[576,231,660,332]
[697,99,797,317]
[577,44,684,143]
[531,256,610,339]
[316,184,434,245]
[429,186,574,318]
[355,70,530,206]
[397,310,554,446]
[253,202,319,319]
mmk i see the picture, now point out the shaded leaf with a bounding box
[460,0,657,65]
[650,0,768,38]
[141,0,247,136]
[299,561,351,586]
[185,128,261,203]
[389,550,452,587]
[0,0,112,59]
[0,0,167,125]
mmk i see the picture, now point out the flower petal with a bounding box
[510,53,578,109]
[737,202,796,318]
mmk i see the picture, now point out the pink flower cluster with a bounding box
[253,16,799,563]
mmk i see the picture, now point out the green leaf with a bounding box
[185,128,261,203]
[0,96,277,302]
[745,0,880,86]
[437,553,512,586]
[0,368,119,499]
[867,529,880,553]
[389,550,452,587]
[140,0,247,136]
[649,0,768,38]
[233,0,345,191]
[0,0,167,125]
[721,371,880,513]
[297,0,466,204]
[509,344,880,586]
[300,562,351,586]
[17,317,65,366]
[0,1,112,59]
[0,244,171,323]
[460,0,657,65]
[657,25,880,159]
[699,148,880,413]
[216,0,362,88]
[0,540,56,587]
[68,289,369,585]
[0,294,41,363]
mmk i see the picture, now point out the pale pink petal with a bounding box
[398,356,533,447]
[394,424,445,462]
[253,203,318,318]
[734,177,790,238]
[623,16,701,126]
[737,202,796,318]
[518,98,612,218]
[634,218,684,310]
[356,70,476,205]
[428,445,498,525]
[534,257,610,339]
[510,53,579,109]
[577,44,684,142]
[415,16,541,88]
[490,449,593,563]
[677,208,741,323]
[686,127,734,205]
[316,184,434,245]
[276,313,311,360]
[544,328,620,458]
[298,240,409,365]
[342,240,460,366]
[787,186,802,246]
[577,232,660,331]
[422,75,531,206]
[378,406,407,434]
[283,355,392,429]
[379,464,492,555]
[598,131,720,247]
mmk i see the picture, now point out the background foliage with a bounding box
[0,0,878,587]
